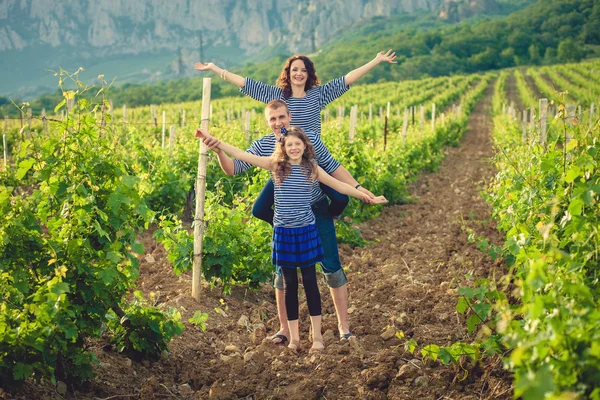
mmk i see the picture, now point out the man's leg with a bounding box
[252,179,275,226]
[319,183,349,218]
[313,199,351,337]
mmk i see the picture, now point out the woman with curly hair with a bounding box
[195,50,397,137]
[195,126,387,352]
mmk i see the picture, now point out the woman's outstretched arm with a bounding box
[194,62,246,87]
[344,49,397,86]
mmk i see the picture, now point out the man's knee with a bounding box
[324,268,348,288]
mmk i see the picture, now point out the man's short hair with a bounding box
[265,100,289,117]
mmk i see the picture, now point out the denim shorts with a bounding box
[273,198,347,289]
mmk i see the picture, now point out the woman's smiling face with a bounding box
[290,59,308,87]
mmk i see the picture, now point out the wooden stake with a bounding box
[123,105,127,122]
[3,134,6,167]
[383,115,388,150]
[539,98,548,145]
[349,105,358,142]
[590,103,595,130]
[431,103,436,130]
[193,78,211,302]
[42,108,48,133]
[386,102,390,119]
[162,111,166,148]
[169,126,176,158]
[368,103,372,126]
[419,105,424,132]
[402,108,408,141]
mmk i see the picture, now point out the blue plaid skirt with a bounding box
[272,224,324,269]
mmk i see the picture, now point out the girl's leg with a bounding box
[252,179,275,225]
[319,183,349,218]
[300,266,324,352]
[281,267,300,349]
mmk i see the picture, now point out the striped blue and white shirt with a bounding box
[240,77,350,136]
[233,129,339,174]
[273,164,321,228]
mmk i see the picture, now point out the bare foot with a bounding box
[288,339,300,351]
[309,341,324,354]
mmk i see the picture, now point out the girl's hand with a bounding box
[195,128,213,140]
[358,186,375,199]
[371,196,388,205]
[195,62,215,71]
[375,49,397,64]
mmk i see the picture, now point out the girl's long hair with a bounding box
[271,127,318,185]
[276,55,320,99]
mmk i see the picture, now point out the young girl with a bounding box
[195,50,397,137]
[195,127,387,352]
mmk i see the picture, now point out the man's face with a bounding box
[265,106,291,133]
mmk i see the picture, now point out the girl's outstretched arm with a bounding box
[194,62,246,87]
[195,129,273,171]
[316,166,388,205]
[344,49,397,86]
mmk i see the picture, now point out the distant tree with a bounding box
[528,44,541,64]
[543,47,557,65]
[557,38,584,62]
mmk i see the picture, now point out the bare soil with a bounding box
[9,83,512,400]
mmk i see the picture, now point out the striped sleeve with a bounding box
[239,78,282,104]
[318,76,350,108]
[233,138,266,175]
[307,131,340,174]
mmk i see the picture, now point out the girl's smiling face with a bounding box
[284,135,306,163]
[290,59,308,87]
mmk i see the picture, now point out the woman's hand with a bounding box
[375,49,397,64]
[194,62,215,71]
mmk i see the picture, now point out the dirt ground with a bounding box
[8,83,513,400]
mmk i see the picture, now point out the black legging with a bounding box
[281,265,321,320]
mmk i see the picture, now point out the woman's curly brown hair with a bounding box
[276,55,320,99]
[271,127,318,186]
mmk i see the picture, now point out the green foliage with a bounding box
[188,311,209,331]
[488,101,600,397]
[105,291,184,357]
[0,69,183,387]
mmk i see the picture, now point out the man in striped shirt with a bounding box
[202,100,375,343]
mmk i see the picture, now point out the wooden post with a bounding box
[349,105,358,142]
[123,105,127,122]
[566,104,576,142]
[431,103,436,130]
[379,107,383,121]
[226,109,231,123]
[539,98,548,145]
[42,108,48,133]
[522,110,527,142]
[402,108,408,141]
[26,108,32,139]
[192,78,211,302]
[245,111,251,144]
[590,103,595,130]
[3,133,6,168]
[169,126,176,158]
[386,102,390,119]
[368,103,372,126]
[383,115,388,150]
[162,111,166,148]
[577,105,581,122]
[529,107,535,132]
